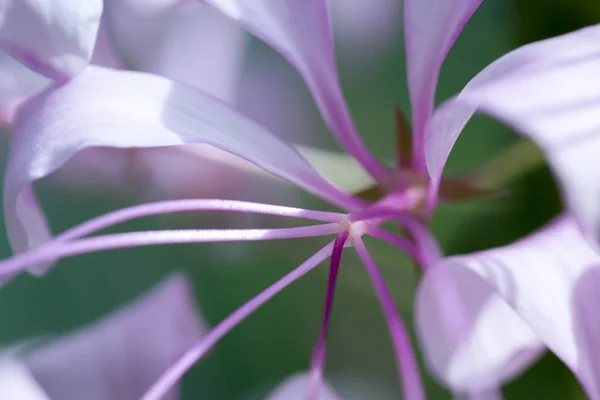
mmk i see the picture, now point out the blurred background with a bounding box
[0,0,598,398]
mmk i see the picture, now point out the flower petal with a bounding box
[204,0,387,180]
[416,256,544,392]
[266,373,342,400]
[25,274,204,400]
[4,66,359,259]
[425,24,600,246]
[417,216,600,397]
[104,0,245,101]
[0,0,103,80]
[404,0,482,169]
[0,359,50,400]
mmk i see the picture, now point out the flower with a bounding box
[2,0,600,398]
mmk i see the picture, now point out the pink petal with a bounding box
[0,360,50,400]
[266,373,342,400]
[425,24,600,246]
[404,0,483,169]
[204,0,387,180]
[25,274,204,400]
[0,0,103,81]
[417,216,600,397]
[4,66,359,259]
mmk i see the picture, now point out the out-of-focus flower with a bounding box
[0,273,204,399]
[2,0,600,399]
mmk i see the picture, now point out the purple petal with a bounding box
[425,24,600,246]
[0,0,103,81]
[204,0,387,180]
[417,216,600,397]
[266,373,342,400]
[404,0,482,170]
[25,274,204,400]
[0,360,50,400]
[4,66,359,259]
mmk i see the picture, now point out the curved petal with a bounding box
[266,373,341,400]
[425,24,600,247]
[416,256,544,392]
[204,0,387,180]
[0,0,102,81]
[404,0,482,170]
[25,274,204,400]
[4,66,360,258]
[417,216,600,397]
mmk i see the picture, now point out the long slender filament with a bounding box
[140,242,335,400]
[54,199,345,243]
[0,224,339,279]
[354,237,425,400]
[307,231,348,400]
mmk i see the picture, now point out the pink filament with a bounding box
[0,224,339,279]
[307,231,349,400]
[354,237,425,400]
[140,242,335,400]
[362,225,420,262]
[54,199,345,242]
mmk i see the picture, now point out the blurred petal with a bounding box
[104,0,245,101]
[425,24,600,247]
[205,0,386,179]
[331,0,400,60]
[404,0,482,168]
[266,373,341,400]
[417,216,600,397]
[0,359,50,400]
[0,0,102,80]
[5,66,359,259]
[25,274,204,400]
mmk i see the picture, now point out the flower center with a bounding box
[338,216,365,247]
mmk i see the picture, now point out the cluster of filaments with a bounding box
[0,196,430,400]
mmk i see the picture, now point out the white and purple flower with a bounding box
[1,0,600,399]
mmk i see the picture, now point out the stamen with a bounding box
[307,231,349,400]
[0,224,339,279]
[362,225,420,262]
[140,242,335,400]
[354,238,425,400]
[53,199,345,243]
